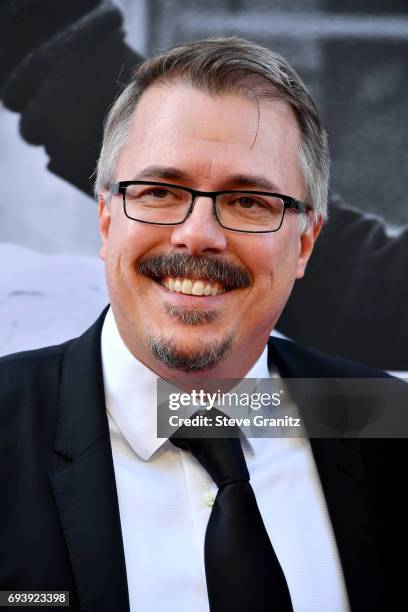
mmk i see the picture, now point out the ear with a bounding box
[98,194,111,261]
[296,214,324,279]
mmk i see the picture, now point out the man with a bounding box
[0,37,405,612]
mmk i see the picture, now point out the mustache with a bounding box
[137,252,251,290]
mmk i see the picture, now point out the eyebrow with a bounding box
[133,165,189,182]
[226,173,282,193]
[133,166,283,193]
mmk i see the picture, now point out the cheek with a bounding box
[104,223,141,296]
[105,216,156,262]
[240,234,299,289]
[104,222,175,293]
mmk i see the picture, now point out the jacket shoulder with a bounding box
[0,340,74,429]
[0,340,72,385]
[0,340,70,364]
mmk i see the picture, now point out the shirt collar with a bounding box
[101,307,274,461]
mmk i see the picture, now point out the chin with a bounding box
[148,331,234,374]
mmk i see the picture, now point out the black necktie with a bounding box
[171,416,293,612]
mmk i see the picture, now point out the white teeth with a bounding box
[161,276,225,296]
[181,279,193,294]
[192,280,204,295]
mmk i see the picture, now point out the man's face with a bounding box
[99,83,321,379]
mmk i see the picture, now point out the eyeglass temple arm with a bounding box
[286,198,312,214]
[109,183,121,195]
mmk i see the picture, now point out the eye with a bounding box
[229,195,266,209]
[144,187,171,199]
[125,185,173,200]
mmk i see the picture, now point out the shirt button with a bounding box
[203,490,215,507]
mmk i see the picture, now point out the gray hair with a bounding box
[95,36,330,228]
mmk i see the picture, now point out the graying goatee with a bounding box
[149,335,233,372]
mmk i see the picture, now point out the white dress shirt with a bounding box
[101,307,350,611]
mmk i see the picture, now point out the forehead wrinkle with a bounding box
[174,158,214,182]
[187,116,259,150]
[190,134,249,145]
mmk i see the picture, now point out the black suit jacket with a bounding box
[0,309,406,611]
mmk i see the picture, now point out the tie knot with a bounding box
[170,410,249,487]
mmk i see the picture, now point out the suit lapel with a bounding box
[268,337,382,611]
[49,308,130,612]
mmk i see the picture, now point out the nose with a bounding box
[170,196,228,255]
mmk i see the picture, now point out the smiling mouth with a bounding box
[158,276,227,296]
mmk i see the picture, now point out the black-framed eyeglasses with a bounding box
[109,180,311,233]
